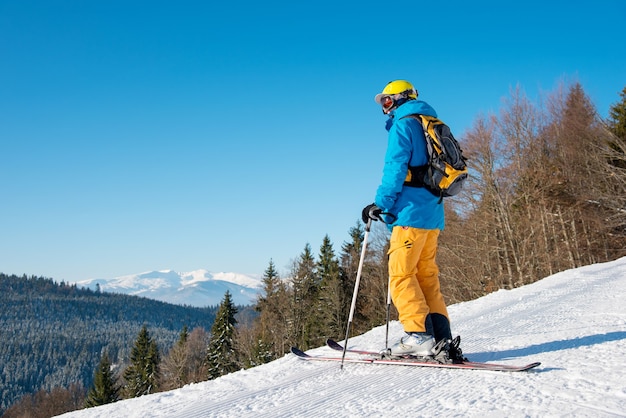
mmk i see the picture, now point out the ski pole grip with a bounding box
[380,212,397,224]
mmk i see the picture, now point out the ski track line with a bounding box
[278,359,542,417]
[169,357,454,418]
[249,368,399,417]
[232,361,443,417]
[166,360,335,418]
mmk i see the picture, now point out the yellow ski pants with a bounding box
[388,226,449,333]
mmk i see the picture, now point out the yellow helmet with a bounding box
[374,80,418,104]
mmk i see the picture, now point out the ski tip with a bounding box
[290,346,309,357]
[493,361,542,372]
[326,338,342,350]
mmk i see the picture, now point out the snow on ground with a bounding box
[59,257,626,418]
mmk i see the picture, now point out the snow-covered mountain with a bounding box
[61,257,626,417]
[76,270,262,307]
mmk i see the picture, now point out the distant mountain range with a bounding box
[75,270,263,307]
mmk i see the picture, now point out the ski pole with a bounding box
[340,218,371,370]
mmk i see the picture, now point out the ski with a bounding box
[292,346,539,371]
[311,339,541,372]
[326,338,376,356]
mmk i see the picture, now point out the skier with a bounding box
[362,80,464,362]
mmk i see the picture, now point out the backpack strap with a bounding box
[399,114,432,187]
[404,164,429,188]
[400,114,446,202]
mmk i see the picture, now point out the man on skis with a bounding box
[362,80,465,362]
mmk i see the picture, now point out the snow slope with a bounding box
[59,258,626,418]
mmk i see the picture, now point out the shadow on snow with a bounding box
[469,331,626,362]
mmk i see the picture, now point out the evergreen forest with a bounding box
[0,274,219,415]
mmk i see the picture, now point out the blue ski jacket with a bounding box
[374,99,445,231]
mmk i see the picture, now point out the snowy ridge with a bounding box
[59,257,626,417]
[75,270,262,307]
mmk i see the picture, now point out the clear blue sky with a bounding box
[1,0,625,282]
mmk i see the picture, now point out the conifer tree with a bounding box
[601,86,626,235]
[608,86,626,140]
[254,260,289,358]
[257,260,282,309]
[248,338,275,367]
[289,243,318,349]
[206,291,239,379]
[316,235,344,341]
[123,325,161,398]
[85,352,120,407]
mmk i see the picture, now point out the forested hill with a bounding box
[0,273,219,414]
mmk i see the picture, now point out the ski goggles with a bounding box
[379,95,395,114]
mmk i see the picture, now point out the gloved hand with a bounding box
[361,203,383,223]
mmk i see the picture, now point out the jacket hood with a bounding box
[386,100,437,130]
[394,99,437,119]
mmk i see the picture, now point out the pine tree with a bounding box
[289,243,318,349]
[608,86,626,140]
[123,325,161,398]
[254,259,289,358]
[85,352,120,407]
[316,235,344,342]
[206,291,239,380]
[248,338,275,367]
[601,86,626,236]
[257,260,282,310]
